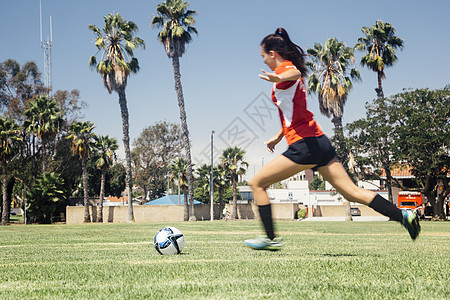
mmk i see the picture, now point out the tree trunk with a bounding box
[143,184,149,202]
[98,168,105,223]
[5,177,15,224]
[384,166,393,203]
[171,55,195,221]
[42,139,47,173]
[219,187,224,214]
[332,115,352,221]
[183,188,189,221]
[375,71,384,98]
[1,160,8,225]
[232,175,238,219]
[82,155,90,223]
[118,87,134,222]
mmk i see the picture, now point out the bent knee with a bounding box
[249,177,264,191]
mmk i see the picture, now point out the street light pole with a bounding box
[210,131,215,221]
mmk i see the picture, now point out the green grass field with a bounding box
[0,220,449,299]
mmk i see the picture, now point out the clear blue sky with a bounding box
[1,0,449,178]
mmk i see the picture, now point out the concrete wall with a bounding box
[66,204,222,224]
[66,203,383,224]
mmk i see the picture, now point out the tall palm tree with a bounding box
[355,20,404,98]
[94,135,118,223]
[67,121,96,223]
[220,147,248,219]
[89,13,144,222]
[307,39,361,220]
[23,96,63,173]
[0,119,21,225]
[307,38,361,134]
[213,165,228,214]
[169,158,189,220]
[151,0,198,220]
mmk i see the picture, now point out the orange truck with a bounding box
[397,191,424,217]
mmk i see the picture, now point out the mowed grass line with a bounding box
[0,221,449,299]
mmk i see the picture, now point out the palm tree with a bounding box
[213,165,228,214]
[169,158,189,220]
[195,164,211,203]
[23,96,63,173]
[151,0,198,220]
[307,38,361,135]
[355,20,404,98]
[0,119,21,225]
[67,121,96,223]
[307,39,361,221]
[94,135,118,223]
[220,147,248,219]
[89,13,144,222]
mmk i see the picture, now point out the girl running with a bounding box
[244,28,420,250]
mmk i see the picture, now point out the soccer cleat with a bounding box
[401,210,421,240]
[244,236,282,251]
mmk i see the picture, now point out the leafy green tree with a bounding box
[26,172,64,224]
[151,0,198,220]
[131,121,182,201]
[169,158,189,220]
[89,13,144,222]
[309,175,326,191]
[50,135,81,202]
[355,20,404,98]
[389,88,450,219]
[0,118,21,225]
[346,98,397,201]
[67,121,96,223]
[0,59,47,120]
[108,163,126,198]
[23,96,63,173]
[94,135,118,223]
[52,89,87,126]
[220,147,248,219]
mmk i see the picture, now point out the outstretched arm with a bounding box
[259,68,301,82]
[265,129,284,154]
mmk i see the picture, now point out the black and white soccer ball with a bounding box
[154,227,185,255]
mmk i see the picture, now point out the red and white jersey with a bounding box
[271,60,324,145]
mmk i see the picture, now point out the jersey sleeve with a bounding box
[274,61,298,90]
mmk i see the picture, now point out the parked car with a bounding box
[350,207,361,216]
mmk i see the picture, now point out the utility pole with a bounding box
[210,131,215,221]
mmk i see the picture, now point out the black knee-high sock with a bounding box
[368,194,403,222]
[258,204,275,240]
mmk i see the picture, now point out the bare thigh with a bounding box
[250,155,315,189]
[249,155,315,205]
[317,158,375,205]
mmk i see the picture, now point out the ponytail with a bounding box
[261,28,308,77]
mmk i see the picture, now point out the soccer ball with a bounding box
[154,227,185,255]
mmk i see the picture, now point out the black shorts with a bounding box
[282,135,337,168]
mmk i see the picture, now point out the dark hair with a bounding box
[261,28,308,77]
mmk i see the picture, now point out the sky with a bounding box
[1,0,449,179]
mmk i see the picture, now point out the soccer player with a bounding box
[244,28,420,251]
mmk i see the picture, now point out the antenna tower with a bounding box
[40,0,52,94]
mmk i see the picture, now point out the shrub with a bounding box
[297,208,307,219]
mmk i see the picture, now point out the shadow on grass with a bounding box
[321,253,358,257]
[320,253,382,258]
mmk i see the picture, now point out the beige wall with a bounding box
[66,203,384,224]
[66,204,222,224]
